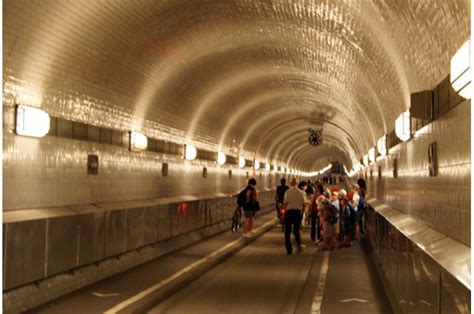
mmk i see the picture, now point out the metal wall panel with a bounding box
[4,220,46,290]
[158,204,171,240]
[104,209,127,258]
[74,206,106,267]
[414,247,439,314]
[143,205,159,246]
[440,269,470,313]
[126,207,145,251]
[46,213,80,277]
[367,202,470,314]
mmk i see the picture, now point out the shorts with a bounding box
[244,210,255,218]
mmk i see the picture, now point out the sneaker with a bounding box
[300,244,307,248]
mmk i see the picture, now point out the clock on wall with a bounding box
[308,129,322,146]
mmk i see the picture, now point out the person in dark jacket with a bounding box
[242,178,259,237]
[275,178,289,219]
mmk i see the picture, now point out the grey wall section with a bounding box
[357,100,470,245]
[3,191,274,291]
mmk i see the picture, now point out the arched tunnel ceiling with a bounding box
[3,0,470,171]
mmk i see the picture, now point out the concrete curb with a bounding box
[105,218,279,314]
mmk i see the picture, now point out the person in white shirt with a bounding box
[283,177,306,255]
[351,184,360,240]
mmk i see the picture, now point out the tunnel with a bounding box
[2,1,471,313]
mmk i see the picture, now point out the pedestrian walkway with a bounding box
[149,223,392,313]
[30,211,392,314]
[28,212,276,314]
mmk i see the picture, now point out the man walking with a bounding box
[283,177,306,255]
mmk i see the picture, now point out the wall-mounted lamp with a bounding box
[238,156,246,168]
[368,147,376,163]
[184,144,197,160]
[363,154,369,166]
[15,105,50,138]
[265,163,270,171]
[450,39,471,99]
[217,152,226,165]
[377,135,387,156]
[129,131,148,151]
[254,160,260,170]
[395,111,411,142]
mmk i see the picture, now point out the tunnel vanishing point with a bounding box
[2,1,472,313]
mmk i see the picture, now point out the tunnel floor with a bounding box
[30,212,392,314]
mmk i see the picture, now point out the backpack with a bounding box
[328,204,338,224]
[348,203,356,224]
[358,194,365,211]
[237,188,247,207]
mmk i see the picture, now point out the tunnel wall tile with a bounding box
[364,100,470,245]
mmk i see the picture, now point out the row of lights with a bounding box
[347,38,472,177]
[300,164,332,177]
[17,39,470,175]
[14,106,307,175]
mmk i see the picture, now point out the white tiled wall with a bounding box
[363,100,470,245]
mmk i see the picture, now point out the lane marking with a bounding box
[104,218,277,313]
[310,250,329,314]
[338,298,368,303]
[92,292,120,298]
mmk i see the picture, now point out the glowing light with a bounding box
[363,154,369,166]
[377,135,387,156]
[254,160,260,170]
[129,131,148,151]
[395,111,411,142]
[238,156,246,168]
[265,163,270,171]
[217,152,226,165]
[184,144,197,160]
[450,39,471,99]
[369,147,376,163]
[15,105,50,138]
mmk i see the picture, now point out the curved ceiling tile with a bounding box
[251,113,362,164]
[260,124,354,167]
[4,0,469,166]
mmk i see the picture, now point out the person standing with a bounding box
[241,178,259,237]
[310,183,325,244]
[351,184,361,240]
[356,178,367,235]
[275,178,289,219]
[283,177,306,255]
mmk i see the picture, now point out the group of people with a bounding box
[275,177,367,255]
[234,176,367,255]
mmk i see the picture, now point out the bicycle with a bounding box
[231,205,242,233]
